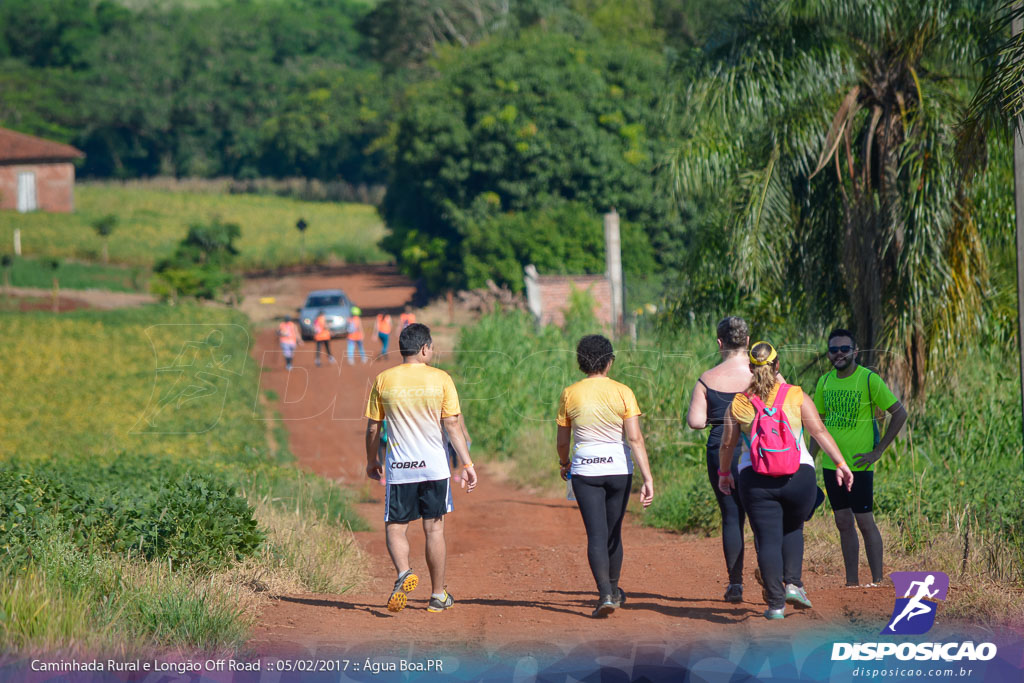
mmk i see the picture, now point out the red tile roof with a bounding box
[0,127,84,163]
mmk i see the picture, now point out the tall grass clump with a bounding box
[0,303,367,654]
[451,310,1024,620]
[0,541,252,653]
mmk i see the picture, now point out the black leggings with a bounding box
[706,451,746,584]
[316,339,332,359]
[572,473,632,597]
[738,464,816,609]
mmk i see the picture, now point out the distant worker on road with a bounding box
[375,312,393,356]
[347,306,368,364]
[400,305,416,330]
[365,323,477,614]
[277,315,302,371]
[313,310,335,367]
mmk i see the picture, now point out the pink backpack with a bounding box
[742,385,803,476]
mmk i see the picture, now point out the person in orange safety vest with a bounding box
[347,306,368,364]
[400,305,416,330]
[278,316,302,370]
[375,312,393,356]
[313,310,335,367]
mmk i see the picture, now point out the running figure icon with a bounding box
[886,574,939,632]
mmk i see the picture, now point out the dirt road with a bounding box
[245,268,895,669]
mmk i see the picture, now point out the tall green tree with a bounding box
[381,29,677,291]
[670,0,996,396]
[257,65,392,183]
[75,0,372,178]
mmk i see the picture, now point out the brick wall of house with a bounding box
[536,275,613,327]
[0,162,76,213]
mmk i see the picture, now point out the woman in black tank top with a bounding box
[700,379,743,464]
[686,317,751,603]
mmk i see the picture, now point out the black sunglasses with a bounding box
[828,345,853,354]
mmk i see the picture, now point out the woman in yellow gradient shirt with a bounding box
[556,334,654,619]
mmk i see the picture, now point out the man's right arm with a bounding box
[365,378,385,481]
[365,419,383,481]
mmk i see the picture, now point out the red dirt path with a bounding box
[246,268,893,659]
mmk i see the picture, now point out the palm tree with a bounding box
[669,0,995,396]
[960,1,1023,155]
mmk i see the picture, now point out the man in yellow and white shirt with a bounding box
[365,323,476,614]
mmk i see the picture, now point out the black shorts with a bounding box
[385,478,452,523]
[823,469,874,514]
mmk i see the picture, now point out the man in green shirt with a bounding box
[811,329,907,587]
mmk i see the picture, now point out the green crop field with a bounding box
[1,256,147,292]
[0,183,388,270]
[0,303,366,653]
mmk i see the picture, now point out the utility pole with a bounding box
[604,209,623,335]
[1013,5,1024,446]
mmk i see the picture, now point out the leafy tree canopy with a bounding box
[380,29,679,290]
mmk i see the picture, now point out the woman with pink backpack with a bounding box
[718,341,853,619]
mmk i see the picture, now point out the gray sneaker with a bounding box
[764,607,786,620]
[611,587,627,608]
[785,583,813,609]
[427,590,454,612]
[386,569,418,613]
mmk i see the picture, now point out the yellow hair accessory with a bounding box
[749,342,777,366]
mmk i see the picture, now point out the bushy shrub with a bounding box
[152,219,241,301]
[0,456,264,573]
